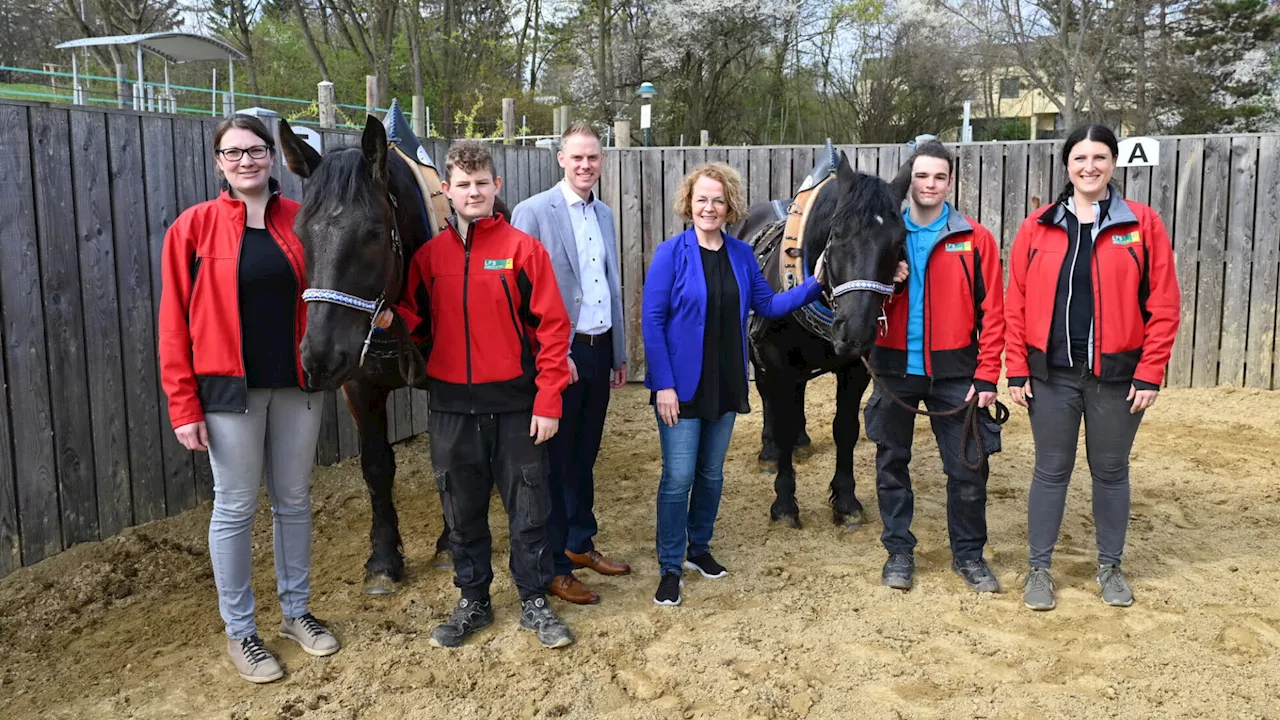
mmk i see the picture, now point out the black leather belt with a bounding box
[573,330,611,347]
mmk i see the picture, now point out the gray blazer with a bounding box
[511,185,627,369]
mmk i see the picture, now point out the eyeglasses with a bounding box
[217,145,271,162]
[693,197,727,208]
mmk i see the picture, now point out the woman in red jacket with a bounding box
[1005,123,1180,612]
[159,116,339,683]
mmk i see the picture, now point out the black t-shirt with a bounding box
[1048,206,1103,368]
[681,245,750,420]
[238,227,299,388]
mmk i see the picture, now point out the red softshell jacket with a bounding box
[870,211,1005,386]
[393,213,572,418]
[158,186,307,429]
[1005,197,1180,386]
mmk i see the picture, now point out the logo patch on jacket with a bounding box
[944,241,972,252]
[1112,231,1141,246]
[483,258,513,270]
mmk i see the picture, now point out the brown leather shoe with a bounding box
[550,574,600,605]
[566,550,632,576]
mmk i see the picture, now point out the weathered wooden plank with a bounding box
[706,147,729,166]
[1168,138,1205,387]
[0,106,61,564]
[979,143,1004,251]
[410,388,430,437]
[490,144,507,199]
[1191,137,1229,388]
[507,146,525,206]
[1124,165,1152,206]
[204,119,222,200]
[316,390,340,466]
[620,149,646,381]
[186,119,218,501]
[791,146,813,198]
[337,388,361,460]
[31,107,98,547]
[0,273,17,575]
[641,149,663,271]
[855,146,878,177]
[664,148,688,241]
[1247,136,1280,390]
[1218,136,1258,387]
[771,148,793,202]
[957,144,980,219]
[1026,142,1055,211]
[747,147,771,209]
[1001,142,1029,260]
[68,110,131,538]
[1050,141,1068,199]
[684,148,707,171]
[1150,138,1179,236]
[397,387,413,442]
[601,149,622,267]
[383,392,398,443]
[108,113,167,524]
[878,145,901,183]
[142,116,197,517]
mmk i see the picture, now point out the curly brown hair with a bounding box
[673,162,747,226]
[445,140,496,182]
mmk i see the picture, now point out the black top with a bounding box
[682,245,749,420]
[1048,198,1108,368]
[238,227,299,388]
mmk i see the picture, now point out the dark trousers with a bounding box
[864,375,1000,561]
[1027,366,1143,569]
[428,409,554,601]
[547,337,614,575]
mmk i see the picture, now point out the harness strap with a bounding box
[389,142,450,238]
[778,175,833,292]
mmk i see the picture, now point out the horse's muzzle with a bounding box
[300,344,353,391]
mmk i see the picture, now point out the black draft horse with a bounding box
[278,116,507,594]
[737,150,909,529]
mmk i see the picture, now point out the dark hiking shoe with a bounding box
[881,553,915,590]
[1023,568,1056,611]
[519,596,574,648]
[683,553,728,579]
[654,574,683,606]
[952,557,1001,593]
[428,598,494,648]
[280,612,340,656]
[1097,565,1135,607]
[228,634,283,683]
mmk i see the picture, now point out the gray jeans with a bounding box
[1026,367,1144,569]
[206,388,323,639]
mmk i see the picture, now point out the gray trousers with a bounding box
[206,388,323,639]
[1026,367,1144,569]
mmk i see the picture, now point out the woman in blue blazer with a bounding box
[643,163,824,606]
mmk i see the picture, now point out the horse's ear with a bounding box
[361,115,388,182]
[279,118,321,179]
[835,150,856,197]
[889,160,913,204]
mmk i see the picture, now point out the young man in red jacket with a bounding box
[864,142,1005,594]
[378,141,574,649]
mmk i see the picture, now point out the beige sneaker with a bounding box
[228,635,284,683]
[280,613,340,657]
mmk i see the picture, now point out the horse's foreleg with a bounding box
[757,369,780,472]
[830,365,868,528]
[793,380,814,459]
[346,382,405,595]
[765,372,804,529]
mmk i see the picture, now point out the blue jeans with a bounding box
[206,388,323,639]
[655,410,737,576]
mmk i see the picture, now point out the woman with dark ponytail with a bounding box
[1004,123,1181,611]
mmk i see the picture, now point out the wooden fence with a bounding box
[2,97,1277,578]
[595,136,1280,393]
[0,100,560,577]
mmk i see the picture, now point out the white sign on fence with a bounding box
[1117,137,1159,167]
[640,104,652,130]
[291,126,323,155]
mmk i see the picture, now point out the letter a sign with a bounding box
[1117,137,1159,168]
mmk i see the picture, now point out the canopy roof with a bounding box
[55,32,245,64]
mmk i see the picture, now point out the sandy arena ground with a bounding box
[2,378,1279,720]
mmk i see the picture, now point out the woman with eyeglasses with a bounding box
[158,115,339,683]
[642,163,827,607]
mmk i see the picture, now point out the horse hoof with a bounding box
[771,512,802,529]
[834,509,866,529]
[362,572,400,595]
[794,444,815,461]
[758,458,779,474]
[432,550,453,570]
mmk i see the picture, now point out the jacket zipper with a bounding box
[462,223,475,413]
[500,274,530,357]
[1092,245,1103,376]
[234,204,250,412]
[265,194,306,396]
[1064,222,1083,367]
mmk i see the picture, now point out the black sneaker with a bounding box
[683,553,728,579]
[881,553,915,590]
[654,573,683,606]
[519,596,574,648]
[428,597,494,648]
[952,557,1000,593]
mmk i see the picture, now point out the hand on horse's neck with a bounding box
[695,227,724,250]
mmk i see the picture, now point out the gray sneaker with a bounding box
[228,634,284,683]
[429,598,495,648]
[952,557,1000,593]
[519,596,574,648]
[280,613,340,657]
[1022,568,1056,611]
[881,553,914,590]
[1097,565,1135,607]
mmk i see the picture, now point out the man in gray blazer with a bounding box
[511,122,630,605]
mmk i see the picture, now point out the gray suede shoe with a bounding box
[280,613,340,657]
[1022,568,1056,611]
[1097,565,1135,607]
[228,635,284,683]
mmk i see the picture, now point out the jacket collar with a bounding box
[1041,187,1136,233]
[446,212,507,244]
[933,203,972,242]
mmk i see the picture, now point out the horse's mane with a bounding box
[805,170,902,262]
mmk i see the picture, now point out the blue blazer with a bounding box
[642,228,824,401]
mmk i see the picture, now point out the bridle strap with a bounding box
[301,289,381,314]
[831,279,895,297]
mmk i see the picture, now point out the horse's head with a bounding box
[280,116,405,390]
[815,153,908,358]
